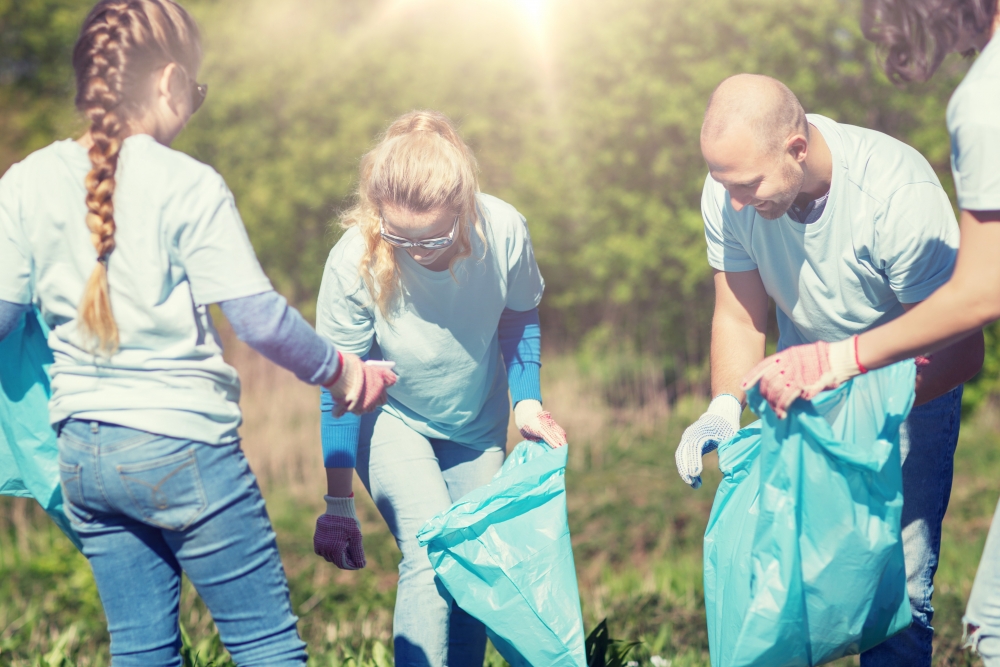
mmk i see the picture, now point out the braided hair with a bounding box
[72,0,201,354]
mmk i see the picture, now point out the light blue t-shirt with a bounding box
[316,193,545,450]
[948,36,1000,211]
[0,135,273,443]
[704,114,959,350]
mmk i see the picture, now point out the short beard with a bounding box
[754,160,804,220]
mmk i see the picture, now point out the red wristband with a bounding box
[325,351,345,387]
[853,336,868,374]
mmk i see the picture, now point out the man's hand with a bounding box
[314,495,366,570]
[514,399,568,448]
[674,394,742,488]
[325,353,397,417]
[741,337,863,418]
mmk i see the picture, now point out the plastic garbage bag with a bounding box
[0,307,80,549]
[704,360,916,667]
[417,439,586,667]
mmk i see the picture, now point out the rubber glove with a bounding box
[314,494,366,570]
[514,399,568,448]
[674,394,742,489]
[741,337,864,418]
[325,353,397,417]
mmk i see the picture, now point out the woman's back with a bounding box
[0,134,271,443]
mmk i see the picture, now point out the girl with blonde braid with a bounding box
[312,110,567,667]
[0,1,394,664]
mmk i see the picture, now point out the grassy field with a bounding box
[0,340,995,666]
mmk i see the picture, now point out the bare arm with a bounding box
[899,302,985,406]
[858,210,1000,370]
[711,269,770,404]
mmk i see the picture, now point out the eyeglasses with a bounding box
[379,214,459,250]
[191,82,207,113]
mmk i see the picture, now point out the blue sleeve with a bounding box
[0,299,30,342]
[498,307,542,405]
[320,351,369,468]
[219,291,340,385]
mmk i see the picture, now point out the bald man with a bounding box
[674,74,984,666]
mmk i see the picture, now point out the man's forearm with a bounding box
[711,313,766,404]
[913,330,984,406]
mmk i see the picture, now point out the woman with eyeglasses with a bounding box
[0,1,395,664]
[312,109,567,667]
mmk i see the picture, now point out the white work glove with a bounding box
[514,399,568,448]
[674,394,742,489]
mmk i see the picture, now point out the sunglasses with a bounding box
[379,214,459,250]
[191,81,208,113]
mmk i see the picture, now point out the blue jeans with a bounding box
[357,410,505,667]
[58,420,306,667]
[861,386,963,667]
[964,495,1000,666]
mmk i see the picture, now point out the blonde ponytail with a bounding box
[341,110,487,318]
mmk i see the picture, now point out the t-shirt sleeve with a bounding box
[172,170,273,305]
[949,82,1000,211]
[504,210,545,311]
[315,243,376,356]
[875,182,959,304]
[0,163,32,304]
[702,174,757,272]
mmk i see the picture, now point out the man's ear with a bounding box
[787,134,808,163]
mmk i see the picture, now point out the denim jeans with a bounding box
[58,420,307,667]
[964,495,1000,666]
[356,410,505,667]
[860,386,963,667]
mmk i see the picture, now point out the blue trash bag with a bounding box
[704,360,916,667]
[416,439,586,667]
[0,307,81,549]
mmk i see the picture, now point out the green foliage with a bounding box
[3,0,993,407]
[586,619,641,667]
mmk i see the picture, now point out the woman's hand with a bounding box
[325,353,397,417]
[741,337,863,418]
[314,494,366,570]
[514,399,568,448]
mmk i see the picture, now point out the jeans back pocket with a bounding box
[117,448,208,531]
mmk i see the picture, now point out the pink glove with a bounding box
[741,337,864,418]
[324,353,397,417]
[314,495,366,570]
[514,399,568,448]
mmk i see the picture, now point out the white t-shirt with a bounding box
[703,114,959,350]
[0,135,272,443]
[947,35,1000,211]
[316,193,545,450]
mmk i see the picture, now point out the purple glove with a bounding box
[313,495,366,570]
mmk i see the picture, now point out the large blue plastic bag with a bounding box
[416,440,586,667]
[704,360,916,667]
[0,308,80,549]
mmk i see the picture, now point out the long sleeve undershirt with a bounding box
[219,291,340,386]
[0,292,340,386]
[318,307,543,468]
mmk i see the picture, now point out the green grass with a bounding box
[1,400,996,666]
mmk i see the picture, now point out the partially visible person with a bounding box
[0,2,394,665]
[676,73,983,667]
[743,2,1000,664]
[311,110,566,667]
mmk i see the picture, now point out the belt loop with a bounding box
[90,421,99,434]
